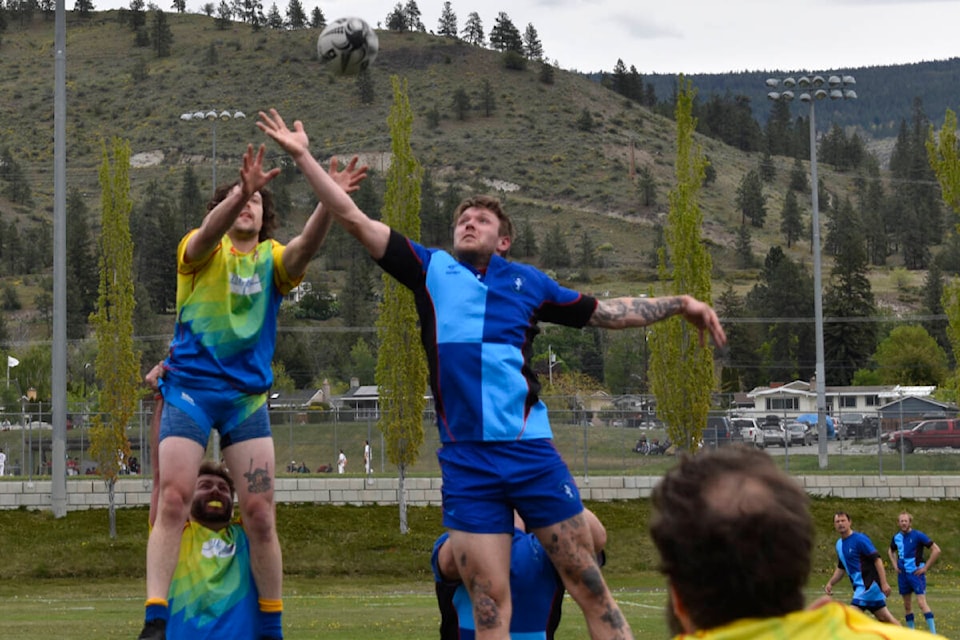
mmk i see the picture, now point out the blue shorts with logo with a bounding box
[438,439,583,534]
[898,571,927,596]
[159,381,270,448]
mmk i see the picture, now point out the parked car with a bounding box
[731,417,764,448]
[784,422,814,446]
[702,416,743,448]
[839,413,879,439]
[886,418,960,453]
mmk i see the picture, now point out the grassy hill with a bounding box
[0,11,930,344]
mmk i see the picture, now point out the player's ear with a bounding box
[496,235,511,256]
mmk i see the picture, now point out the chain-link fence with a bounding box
[0,399,955,481]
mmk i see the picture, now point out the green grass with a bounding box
[2,499,960,637]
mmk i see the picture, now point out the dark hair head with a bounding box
[208,182,278,242]
[650,446,812,630]
[452,195,515,245]
[198,459,235,498]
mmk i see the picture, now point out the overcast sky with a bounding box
[96,0,959,74]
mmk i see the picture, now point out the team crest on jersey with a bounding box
[229,272,263,296]
[201,537,236,559]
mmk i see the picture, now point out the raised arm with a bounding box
[257,109,391,260]
[588,294,726,347]
[282,156,369,278]
[184,143,280,263]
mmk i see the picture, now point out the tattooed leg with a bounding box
[535,513,635,640]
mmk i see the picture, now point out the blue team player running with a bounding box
[825,511,900,625]
[257,108,727,640]
[888,511,941,632]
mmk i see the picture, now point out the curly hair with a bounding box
[208,182,278,242]
[649,446,812,631]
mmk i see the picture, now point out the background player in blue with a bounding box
[432,508,607,640]
[258,108,727,640]
[825,511,899,624]
[888,511,941,632]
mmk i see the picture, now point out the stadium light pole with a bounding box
[766,74,857,470]
[179,109,246,193]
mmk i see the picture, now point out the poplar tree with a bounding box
[647,77,715,453]
[927,107,960,400]
[376,77,428,534]
[89,138,141,538]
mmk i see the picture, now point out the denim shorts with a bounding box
[159,383,270,448]
[438,439,583,534]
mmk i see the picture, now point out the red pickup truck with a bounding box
[886,418,960,453]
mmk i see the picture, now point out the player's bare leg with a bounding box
[224,436,283,638]
[534,512,634,640]
[447,530,513,640]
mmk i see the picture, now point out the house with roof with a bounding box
[744,379,946,423]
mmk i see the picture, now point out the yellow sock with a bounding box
[259,598,283,613]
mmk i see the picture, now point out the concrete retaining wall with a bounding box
[3,474,960,511]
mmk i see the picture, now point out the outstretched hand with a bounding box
[239,142,280,199]
[681,296,727,348]
[257,108,310,158]
[328,156,369,194]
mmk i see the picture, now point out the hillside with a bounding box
[0,11,933,345]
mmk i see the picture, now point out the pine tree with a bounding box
[66,188,97,339]
[734,224,754,268]
[647,77,715,453]
[377,76,428,534]
[522,23,542,60]
[90,137,140,538]
[151,8,173,57]
[266,2,283,28]
[736,169,766,227]
[478,78,495,116]
[823,198,876,385]
[285,0,306,28]
[436,1,456,37]
[460,11,484,46]
[540,224,571,268]
[780,189,803,248]
[309,6,324,29]
[489,12,521,52]
[636,165,656,207]
[450,87,470,120]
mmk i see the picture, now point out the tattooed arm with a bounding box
[587,294,727,347]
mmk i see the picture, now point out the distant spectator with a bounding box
[337,449,347,474]
[0,447,5,475]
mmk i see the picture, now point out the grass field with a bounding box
[2,498,960,638]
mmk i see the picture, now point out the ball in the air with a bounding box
[317,17,379,76]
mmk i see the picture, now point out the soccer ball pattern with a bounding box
[317,17,379,76]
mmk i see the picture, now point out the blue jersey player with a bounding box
[432,509,607,640]
[258,107,727,640]
[825,511,899,625]
[888,511,941,632]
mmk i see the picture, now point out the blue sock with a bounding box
[925,611,935,634]
[260,610,282,639]
[145,600,169,623]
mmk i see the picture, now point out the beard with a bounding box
[191,499,232,528]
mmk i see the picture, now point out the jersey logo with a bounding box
[201,537,237,559]
[513,276,524,292]
[229,272,263,296]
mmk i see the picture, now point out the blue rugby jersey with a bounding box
[432,529,564,640]
[836,532,884,601]
[890,529,934,573]
[377,230,597,443]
